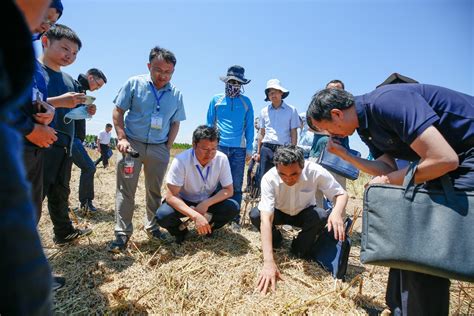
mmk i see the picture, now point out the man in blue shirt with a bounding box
[109,46,186,252]
[206,65,254,227]
[256,79,300,183]
[307,84,474,315]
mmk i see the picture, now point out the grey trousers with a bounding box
[114,139,170,237]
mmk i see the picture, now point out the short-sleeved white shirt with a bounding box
[97,129,111,145]
[166,148,233,203]
[258,161,345,216]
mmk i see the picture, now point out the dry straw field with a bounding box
[38,149,473,314]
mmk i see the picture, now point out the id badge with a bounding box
[150,113,163,130]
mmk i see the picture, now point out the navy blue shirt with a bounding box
[43,65,80,149]
[356,84,474,160]
[355,83,474,189]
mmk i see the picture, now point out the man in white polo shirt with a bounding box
[95,123,113,168]
[156,125,240,243]
[251,145,348,294]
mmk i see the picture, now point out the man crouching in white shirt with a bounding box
[251,145,348,294]
[156,125,240,244]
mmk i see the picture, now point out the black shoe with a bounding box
[81,200,97,212]
[145,228,173,244]
[174,228,189,244]
[107,235,129,253]
[53,227,92,245]
[52,276,66,291]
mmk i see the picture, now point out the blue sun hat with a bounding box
[219,65,251,84]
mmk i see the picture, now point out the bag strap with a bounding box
[403,161,456,204]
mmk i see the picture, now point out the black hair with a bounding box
[325,79,345,90]
[192,125,220,144]
[273,145,305,169]
[43,24,82,50]
[87,68,107,84]
[149,46,177,66]
[307,88,355,121]
[106,123,112,128]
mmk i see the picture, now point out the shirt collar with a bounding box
[355,95,369,130]
[269,101,286,111]
[147,74,172,92]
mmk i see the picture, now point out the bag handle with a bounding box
[403,161,456,204]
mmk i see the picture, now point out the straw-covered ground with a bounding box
[38,149,473,315]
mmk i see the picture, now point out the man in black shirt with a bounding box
[73,68,107,212]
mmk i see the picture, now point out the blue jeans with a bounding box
[217,146,245,207]
[72,138,96,204]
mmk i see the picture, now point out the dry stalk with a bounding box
[289,289,337,313]
[134,285,158,304]
[369,265,377,278]
[130,240,145,260]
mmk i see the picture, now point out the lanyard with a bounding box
[149,82,165,112]
[192,149,210,184]
[195,164,210,185]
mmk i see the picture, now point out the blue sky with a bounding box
[36,0,473,157]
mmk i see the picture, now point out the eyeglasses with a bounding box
[196,146,217,153]
[152,67,174,78]
[92,77,104,89]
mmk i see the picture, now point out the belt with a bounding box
[263,142,282,152]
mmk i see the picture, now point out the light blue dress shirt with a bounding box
[259,101,300,145]
[114,74,186,144]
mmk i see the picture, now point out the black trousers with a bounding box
[386,269,450,316]
[156,198,240,238]
[42,146,74,238]
[23,147,44,223]
[250,206,328,258]
[94,143,110,167]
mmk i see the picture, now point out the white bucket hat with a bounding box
[264,79,290,101]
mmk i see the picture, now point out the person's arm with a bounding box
[25,124,58,148]
[166,121,180,150]
[96,134,101,152]
[47,92,86,109]
[112,106,130,154]
[206,97,216,127]
[256,210,282,295]
[255,128,265,162]
[194,184,233,215]
[290,128,297,145]
[245,104,255,161]
[327,192,349,241]
[165,183,212,235]
[327,138,398,176]
[372,126,459,185]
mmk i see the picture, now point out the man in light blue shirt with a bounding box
[108,46,186,252]
[206,65,254,227]
[256,79,300,182]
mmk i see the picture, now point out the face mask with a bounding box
[63,106,91,124]
[225,82,241,98]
